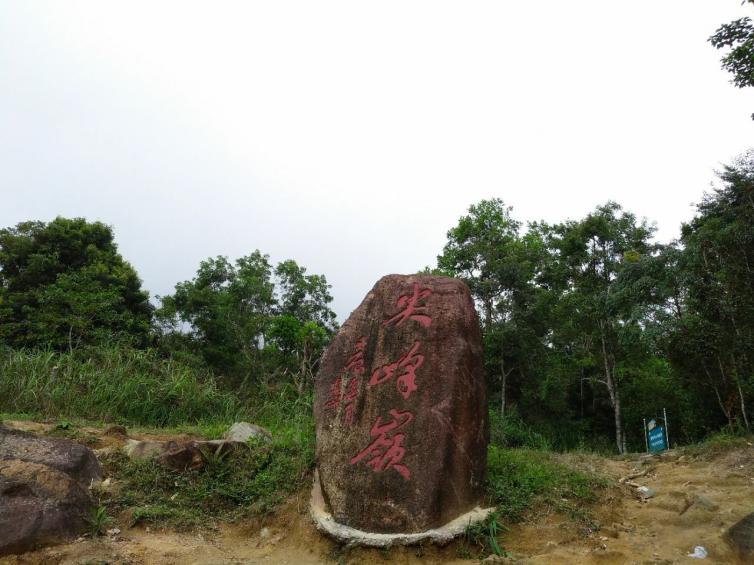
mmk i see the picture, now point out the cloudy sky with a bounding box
[1,1,752,319]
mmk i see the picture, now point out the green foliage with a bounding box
[489,409,550,450]
[439,200,663,454]
[156,252,336,389]
[86,505,113,537]
[464,513,508,558]
[0,217,152,350]
[666,153,754,435]
[101,403,314,527]
[436,160,752,453]
[438,198,525,328]
[0,346,240,426]
[709,2,754,117]
[485,446,605,523]
[683,430,754,459]
[710,14,754,89]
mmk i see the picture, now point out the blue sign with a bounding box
[648,425,667,452]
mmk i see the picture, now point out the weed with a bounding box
[464,513,507,557]
[87,505,113,536]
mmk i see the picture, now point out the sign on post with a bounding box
[647,424,667,452]
[645,415,669,453]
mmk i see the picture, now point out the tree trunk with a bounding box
[499,356,513,417]
[484,297,493,333]
[600,321,626,454]
[737,379,751,433]
[706,364,734,429]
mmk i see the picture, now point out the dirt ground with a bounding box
[2,421,753,564]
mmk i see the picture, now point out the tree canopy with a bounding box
[156,251,337,388]
[710,1,754,116]
[0,217,152,350]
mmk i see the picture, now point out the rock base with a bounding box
[309,470,494,547]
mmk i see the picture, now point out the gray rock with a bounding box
[223,422,272,443]
[0,425,101,486]
[692,494,719,511]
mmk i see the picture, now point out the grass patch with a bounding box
[100,423,314,528]
[0,346,241,427]
[486,446,605,522]
[683,431,754,459]
[460,445,606,557]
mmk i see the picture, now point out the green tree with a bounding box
[438,199,522,331]
[0,217,152,349]
[156,252,276,381]
[438,199,545,418]
[544,203,659,453]
[671,152,754,432]
[157,252,337,389]
[710,2,754,116]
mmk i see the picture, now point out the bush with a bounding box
[489,409,551,450]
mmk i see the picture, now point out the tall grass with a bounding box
[0,346,241,426]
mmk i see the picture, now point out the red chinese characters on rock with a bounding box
[324,337,366,426]
[352,283,434,481]
[368,340,423,399]
[383,283,433,328]
[344,336,366,375]
[349,409,414,480]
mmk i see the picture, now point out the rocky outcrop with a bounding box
[313,274,488,534]
[0,425,101,556]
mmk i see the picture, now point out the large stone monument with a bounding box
[312,274,490,544]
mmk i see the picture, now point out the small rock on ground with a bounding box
[223,422,272,443]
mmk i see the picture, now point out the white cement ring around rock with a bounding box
[309,470,496,548]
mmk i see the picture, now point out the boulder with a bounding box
[224,422,272,443]
[0,426,101,556]
[0,425,101,486]
[726,511,754,560]
[313,274,488,534]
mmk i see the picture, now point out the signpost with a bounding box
[644,410,670,453]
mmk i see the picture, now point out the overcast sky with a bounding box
[1,1,753,320]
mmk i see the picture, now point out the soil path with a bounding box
[504,449,754,564]
[2,421,753,564]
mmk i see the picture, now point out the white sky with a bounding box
[1,1,752,319]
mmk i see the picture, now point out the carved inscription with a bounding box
[383,283,433,328]
[350,409,413,480]
[368,340,423,399]
[324,336,366,426]
[350,283,433,480]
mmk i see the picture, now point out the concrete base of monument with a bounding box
[309,471,495,547]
